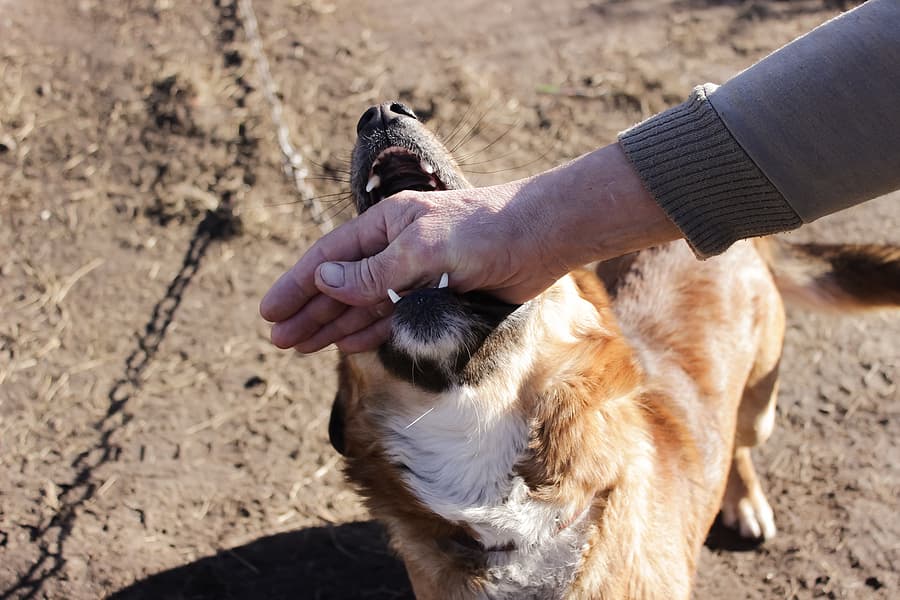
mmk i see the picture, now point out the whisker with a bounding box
[410,353,419,387]
[454,125,516,163]
[317,194,352,210]
[445,105,488,151]
[448,102,499,154]
[461,151,552,175]
[321,199,353,214]
[311,191,354,201]
[322,198,356,221]
[263,191,351,208]
[307,156,352,173]
[458,149,520,167]
[440,102,478,146]
[405,406,436,429]
[304,176,351,183]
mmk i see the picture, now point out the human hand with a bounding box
[259,180,567,353]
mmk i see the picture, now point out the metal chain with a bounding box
[238,0,333,233]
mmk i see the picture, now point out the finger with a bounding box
[294,301,393,353]
[270,294,348,349]
[315,231,437,306]
[259,205,395,322]
[334,317,393,354]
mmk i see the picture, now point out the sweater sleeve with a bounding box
[618,0,900,258]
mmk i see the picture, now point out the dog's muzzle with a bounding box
[377,288,521,392]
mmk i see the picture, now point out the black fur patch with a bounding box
[328,393,347,455]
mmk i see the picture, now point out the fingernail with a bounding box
[319,262,345,288]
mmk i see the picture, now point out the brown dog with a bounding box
[327,102,900,599]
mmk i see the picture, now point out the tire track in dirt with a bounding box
[0,2,250,597]
[237,0,333,233]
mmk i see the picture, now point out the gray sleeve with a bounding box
[618,0,900,257]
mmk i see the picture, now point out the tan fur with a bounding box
[328,103,900,597]
[755,238,900,310]
[331,236,899,599]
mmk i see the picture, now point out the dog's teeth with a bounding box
[428,179,437,188]
[365,175,381,193]
[420,160,435,174]
[388,289,401,304]
[437,273,449,289]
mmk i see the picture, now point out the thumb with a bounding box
[315,242,420,306]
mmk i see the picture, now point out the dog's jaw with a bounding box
[378,289,525,393]
[381,287,478,380]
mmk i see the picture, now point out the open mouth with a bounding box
[364,146,447,205]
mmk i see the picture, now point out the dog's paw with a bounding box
[720,489,776,540]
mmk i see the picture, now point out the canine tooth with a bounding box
[388,289,401,304]
[365,174,381,193]
[437,273,449,289]
[420,160,435,174]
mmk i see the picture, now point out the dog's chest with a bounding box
[380,382,581,547]
[380,385,529,516]
[379,385,587,597]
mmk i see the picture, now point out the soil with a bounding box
[1,0,896,598]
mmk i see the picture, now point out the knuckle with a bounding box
[393,190,437,217]
[359,257,386,295]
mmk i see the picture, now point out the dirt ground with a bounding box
[1,0,896,598]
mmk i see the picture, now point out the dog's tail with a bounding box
[755,238,900,311]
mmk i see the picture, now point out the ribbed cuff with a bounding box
[618,84,801,258]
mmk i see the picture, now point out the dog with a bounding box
[326,102,900,599]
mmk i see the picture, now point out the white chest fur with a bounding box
[380,382,589,598]
[381,381,543,546]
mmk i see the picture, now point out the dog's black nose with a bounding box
[356,102,418,135]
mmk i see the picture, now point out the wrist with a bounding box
[528,143,680,267]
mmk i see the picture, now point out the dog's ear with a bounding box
[328,392,346,455]
[331,356,362,456]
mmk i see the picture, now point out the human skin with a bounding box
[259,142,681,353]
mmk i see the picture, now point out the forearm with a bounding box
[619,0,900,257]
[516,143,681,267]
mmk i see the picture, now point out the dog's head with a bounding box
[344,101,534,396]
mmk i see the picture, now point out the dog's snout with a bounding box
[356,101,418,135]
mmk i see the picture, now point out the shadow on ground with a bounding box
[703,515,767,553]
[108,521,414,600]
[110,516,764,599]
